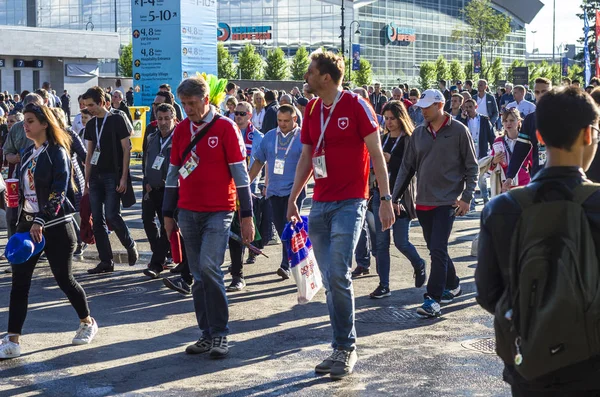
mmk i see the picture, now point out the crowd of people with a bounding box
[2,52,600,394]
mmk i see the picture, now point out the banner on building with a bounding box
[584,10,591,86]
[473,52,481,74]
[562,57,569,77]
[132,0,217,106]
[352,44,360,71]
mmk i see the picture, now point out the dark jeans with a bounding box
[89,172,135,263]
[511,385,598,397]
[269,190,306,270]
[416,206,459,302]
[354,214,373,268]
[229,237,245,278]
[253,196,273,249]
[5,206,17,238]
[8,220,90,334]
[142,187,168,268]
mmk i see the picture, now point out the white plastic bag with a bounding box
[283,216,323,304]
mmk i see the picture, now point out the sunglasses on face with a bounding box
[234,111,248,116]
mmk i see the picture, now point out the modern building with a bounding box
[217,0,545,87]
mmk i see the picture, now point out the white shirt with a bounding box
[476,94,488,117]
[468,114,480,147]
[23,146,45,213]
[252,108,265,130]
[506,100,536,117]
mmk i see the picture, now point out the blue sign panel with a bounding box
[181,0,218,78]
[473,51,482,74]
[352,44,360,71]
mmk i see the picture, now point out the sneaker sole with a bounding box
[143,270,159,279]
[416,308,441,318]
[330,370,353,380]
[226,286,245,292]
[369,292,391,299]
[87,268,114,274]
[209,350,230,359]
[162,278,191,295]
[185,347,211,354]
[0,352,21,359]
[315,367,332,374]
[441,289,462,304]
[276,268,290,280]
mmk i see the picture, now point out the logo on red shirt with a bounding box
[338,117,349,130]
[208,136,218,148]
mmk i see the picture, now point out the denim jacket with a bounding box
[18,143,76,228]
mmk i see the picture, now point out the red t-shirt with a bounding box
[301,91,379,202]
[170,116,246,212]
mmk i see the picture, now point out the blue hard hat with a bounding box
[5,232,46,265]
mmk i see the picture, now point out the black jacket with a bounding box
[457,114,495,159]
[476,167,600,391]
[262,101,280,134]
[506,112,538,179]
[18,143,76,228]
[117,101,133,124]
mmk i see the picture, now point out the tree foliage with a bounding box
[419,62,437,90]
[119,42,133,77]
[451,0,511,80]
[435,55,451,82]
[354,58,373,87]
[449,59,466,83]
[290,46,311,81]
[264,48,289,80]
[237,44,263,80]
[489,58,505,85]
[217,43,237,80]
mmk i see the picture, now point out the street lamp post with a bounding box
[340,1,346,66]
[348,21,361,83]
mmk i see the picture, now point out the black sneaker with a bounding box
[4,267,12,274]
[170,262,185,274]
[209,336,229,359]
[143,265,162,279]
[440,286,462,304]
[73,243,88,257]
[38,254,48,262]
[226,277,246,292]
[351,266,370,279]
[185,337,211,354]
[88,261,114,274]
[369,285,391,299]
[127,244,139,266]
[245,252,257,264]
[414,261,427,288]
[276,267,291,280]
[162,277,192,295]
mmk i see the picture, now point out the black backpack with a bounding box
[493,181,600,380]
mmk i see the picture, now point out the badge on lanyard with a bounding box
[90,148,101,165]
[312,91,343,179]
[274,158,285,175]
[152,155,165,170]
[538,143,547,166]
[179,154,198,179]
[273,128,298,176]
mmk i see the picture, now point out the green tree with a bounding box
[290,46,310,81]
[354,58,373,87]
[435,55,451,82]
[217,43,236,80]
[569,64,584,82]
[449,59,466,83]
[418,61,437,90]
[576,1,600,68]
[489,58,504,85]
[264,48,289,80]
[119,42,132,77]
[451,0,511,79]
[506,59,526,83]
[237,44,263,80]
[464,61,474,81]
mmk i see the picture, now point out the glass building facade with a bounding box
[218,0,528,86]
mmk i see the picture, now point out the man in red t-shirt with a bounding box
[162,77,255,359]
[287,52,395,380]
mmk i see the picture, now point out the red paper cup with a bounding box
[6,179,19,208]
[170,231,183,264]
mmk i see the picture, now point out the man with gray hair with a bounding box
[163,76,254,358]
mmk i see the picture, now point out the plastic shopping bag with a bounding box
[282,216,323,304]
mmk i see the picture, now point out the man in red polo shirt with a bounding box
[287,51,395,380]
[163,76,254,359]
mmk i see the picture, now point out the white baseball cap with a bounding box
[414,89,445,108]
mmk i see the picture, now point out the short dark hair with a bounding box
[155,91,173,104]
[573,79,581,84]
[155,103,176,117]
[465,80,474,86]
[451,93,464,101]
[535,77,552,85]
[104,93,111,103]
[226,83,236,92]
[537,87,599,150]
[278,104,296,117]
[264,90,277,102]
[159,84,172,91]
[464,98,477,106]
[82,86,105,105]
[311,51,345,85]
[409,88,420,97]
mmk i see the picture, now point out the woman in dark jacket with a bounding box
[369,100,426,299]
[0,104,97,359]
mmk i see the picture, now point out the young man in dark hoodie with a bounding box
[476,86,600,396]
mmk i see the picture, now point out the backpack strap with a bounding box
[507,186,535,211]
[572,182,600,205]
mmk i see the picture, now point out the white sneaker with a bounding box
[72,318,98,345]
[0,335,21,359]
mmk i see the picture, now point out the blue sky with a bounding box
[526,0,583,54]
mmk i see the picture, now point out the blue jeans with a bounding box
[269,190,306,270]
[89,173,135,263]
[309,199,367,351]
[178,209,233,338]
[372,191,424,288]
[416,206,460,302]
[354,215,372,268]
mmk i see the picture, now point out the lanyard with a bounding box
[95,114,109,150]
[316,90,343,152]
[189,120,211,153]
[383,133,402,154]
[275,127,299,159]
[159,132,173,155]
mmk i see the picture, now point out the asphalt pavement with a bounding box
[0,164,509,396]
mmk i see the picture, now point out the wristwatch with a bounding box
[380,194,393,201]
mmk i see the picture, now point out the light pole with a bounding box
[531,30,537,54]
[348,21,361,83]
[340,2,346,64]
